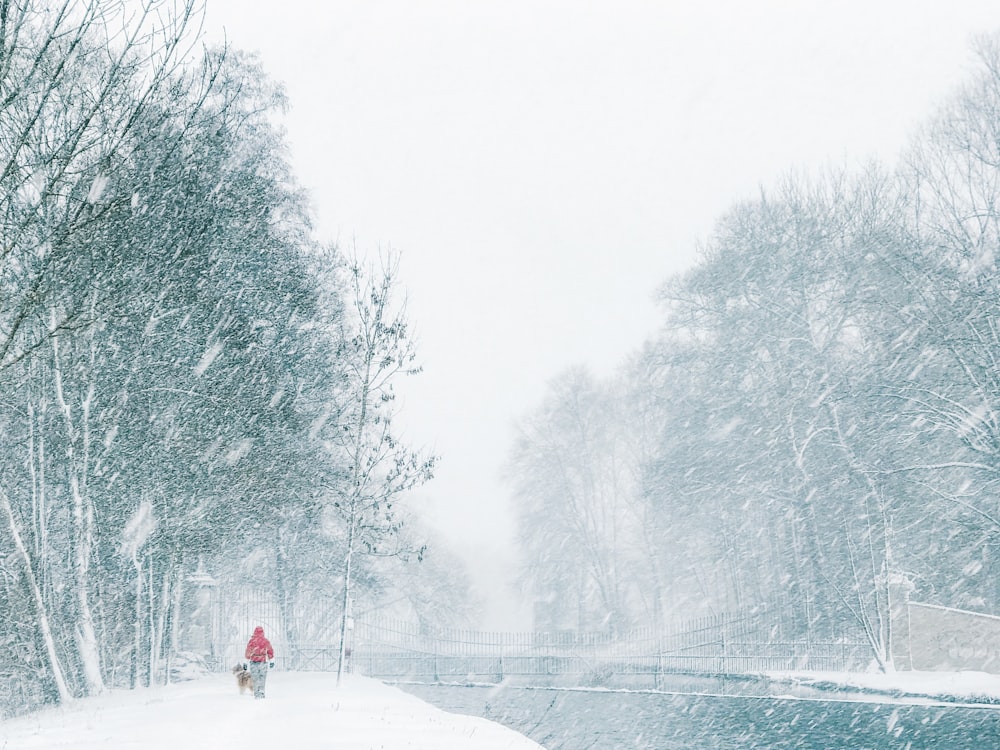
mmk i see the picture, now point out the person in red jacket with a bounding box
[244,625,274,699]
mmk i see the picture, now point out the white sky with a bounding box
[200,1,1000,628]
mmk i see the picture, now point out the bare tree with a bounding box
[510,367,656,633]
[323,251,434,685]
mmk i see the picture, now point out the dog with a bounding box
[232,664,254,695]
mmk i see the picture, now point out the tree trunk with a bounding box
[1,485,72,702]
[132,555,143,689]
[151,557,168,687]
[336,519,356,687]
[166,560,184,685]
[52,319,105,695]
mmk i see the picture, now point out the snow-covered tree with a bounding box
[0,1,339,709]
[318,252,435,685]
[509,367,659,633]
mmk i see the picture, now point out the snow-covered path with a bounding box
[0,673,545,749]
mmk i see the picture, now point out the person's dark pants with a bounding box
[248,660,268,698]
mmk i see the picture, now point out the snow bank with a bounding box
[768,668,1000,703]
[0,673,545,749]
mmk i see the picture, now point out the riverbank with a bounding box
[398,673,1000,749]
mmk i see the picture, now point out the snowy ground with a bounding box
[0,673,545,750]
[3,669,999,750]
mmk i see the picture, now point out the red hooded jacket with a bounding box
[245,626,274,663]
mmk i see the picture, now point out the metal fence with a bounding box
[207,587,346,671]
[349,612,870,685]
[202,589,869,682]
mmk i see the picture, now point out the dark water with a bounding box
[399,683,1000,749]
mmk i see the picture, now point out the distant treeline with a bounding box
[510,32,1000,673]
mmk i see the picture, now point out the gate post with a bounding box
[888,573,915,670]
[179,560,218,664]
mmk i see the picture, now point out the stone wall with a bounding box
[904,602,1000,673]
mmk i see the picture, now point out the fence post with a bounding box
[433,638,440,682]
[721,629,727,675]
[841,629,847,672]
